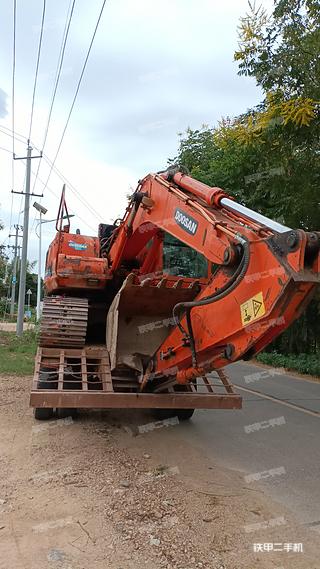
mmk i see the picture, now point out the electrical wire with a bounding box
[28,0,47,141]
[43,184,97,233]
[41,0,107,194]
[28,168,97,234]
[17,168,26,226]
[12,0,16,159]
[0,126,25,145]
[1,126,102,222]
[0,128,37,235]
[11,0,17,211]
[1,128,101,234]
[0,145,13,154]
[8,190,14,243]
[41,152,103,220]
[0,125,41,152]
[32,0,76,194]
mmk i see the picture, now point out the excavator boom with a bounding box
[106,169,319,386]
[30,169,320,418]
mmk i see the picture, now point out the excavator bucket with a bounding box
[107,273,200,373]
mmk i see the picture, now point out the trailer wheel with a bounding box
[57,408,78,419]
[152,382,196,421]
[34,369,56,420]
[34,407,54,421]
[176,408,195,421]
[153,408,195,421]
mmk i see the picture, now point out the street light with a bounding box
[33,202,48,216]
[33,202,48,320]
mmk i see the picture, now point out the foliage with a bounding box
[257,351,320,377]
[0,221,41,315]
[172,114,320,231]
[265,289,320,354]
[234,0,320,99]
[0,219,9,299]
[169,0,320,362]
[0,330,37,375]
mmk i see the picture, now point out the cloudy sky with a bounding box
[0,0,273,270]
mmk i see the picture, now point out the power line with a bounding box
[29,151,102,232]
[41,152,103,220]
[0,125,25,145]
[0,133,28,235]
[11,0,17,212]
[0,124,41,150]
[12,0,16,160]
[1,126,102,227]
[44,184,97,233]
[28,167,97,235]
[28,0,47,141]
[8,189,14,241]
[0,145,13,154]
[17,171,26,226]
[32,0,77,194]
[42,0,107,194]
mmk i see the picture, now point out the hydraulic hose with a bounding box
[172,238,250,365]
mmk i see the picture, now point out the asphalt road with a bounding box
[177,361,320,528]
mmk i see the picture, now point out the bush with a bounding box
[257,351,320,377]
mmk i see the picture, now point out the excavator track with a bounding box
[39,296,88,348]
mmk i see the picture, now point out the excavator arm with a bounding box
[31,168,320,416]
[107,168,320,385]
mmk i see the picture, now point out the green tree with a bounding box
[0,220,9,299]
[170,0,320,355]
[16,261,38,308]
[234,0,320,98]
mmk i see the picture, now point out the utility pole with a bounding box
[16,144,32,335]
[33,202,47,320]
[36,216,42,321]
[17,245,21,270]
[14,142,42,336]
[8,224,23,316]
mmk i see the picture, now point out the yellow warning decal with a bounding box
[240,291,266,327]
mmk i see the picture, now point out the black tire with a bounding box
[34,369,57,420]
[153,408,195,421]
[153,408,178,421]
[34,407,54,421]
[57,407,78,419]
[152,381,196,422]
[176,408,195,421]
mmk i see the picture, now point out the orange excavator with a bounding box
[31,167,320,419]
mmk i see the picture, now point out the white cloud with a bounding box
[0,0,275,268]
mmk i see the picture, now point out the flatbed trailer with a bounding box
[30,346,242,416]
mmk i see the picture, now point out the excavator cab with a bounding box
[107,232,210,374]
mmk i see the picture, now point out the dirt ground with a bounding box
[0,374,319,569]
[0,323,34,332]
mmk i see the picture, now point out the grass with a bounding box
[0,326,318,379]
[0,330,37,375]
[256,351,320,377]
